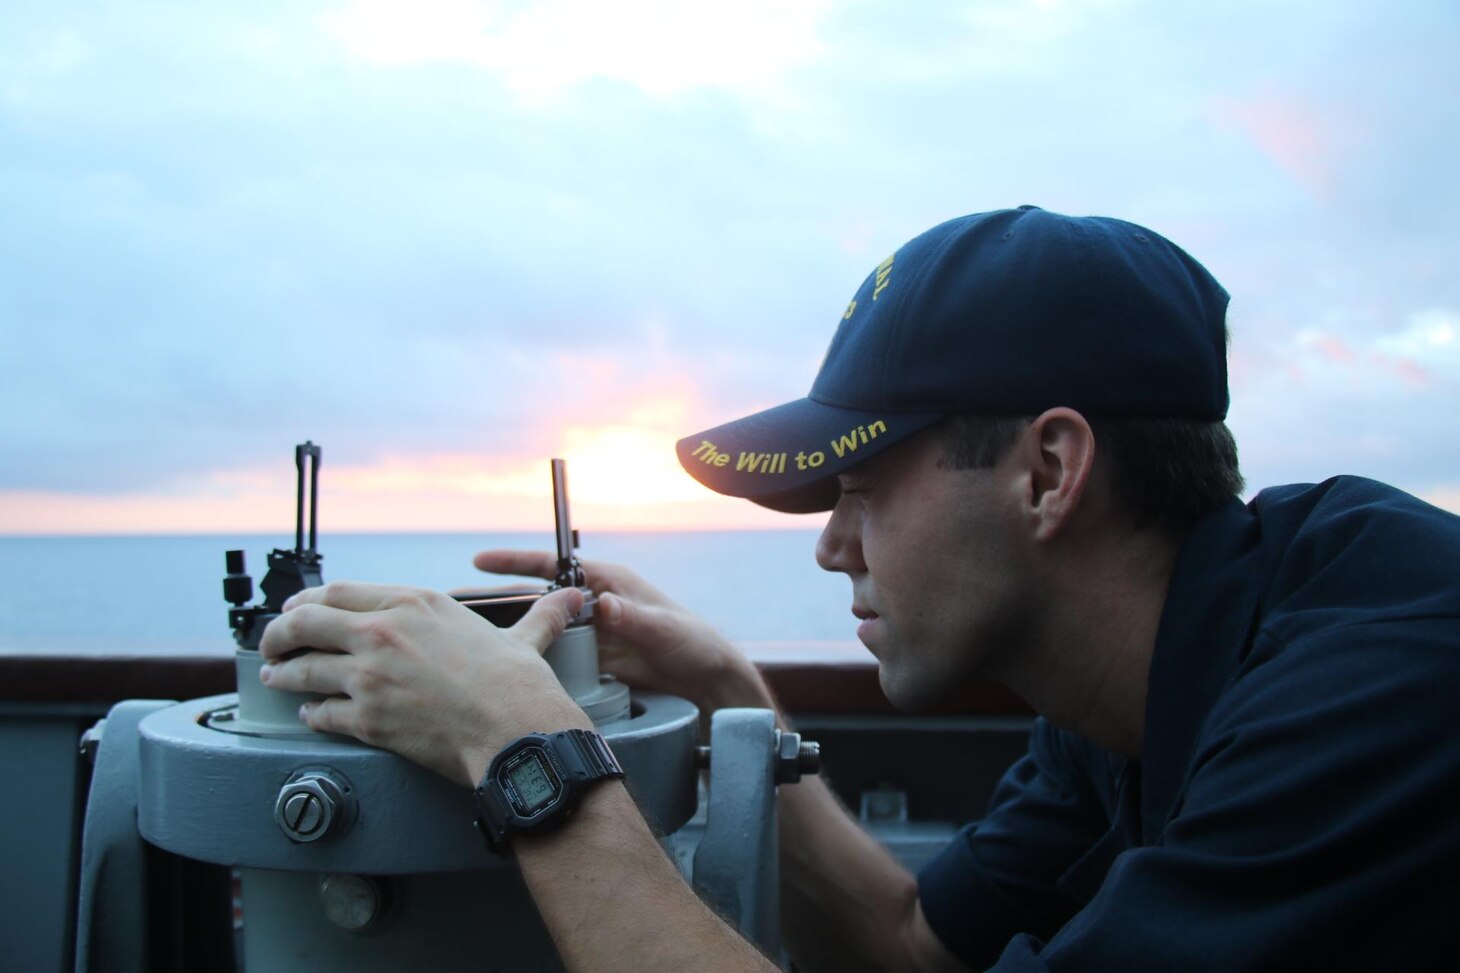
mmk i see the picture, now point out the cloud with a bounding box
[1229,306,1460,494]
[1373,308,1457,360]
[958,0,1138,76]
[1285,309,1458,394]
[318,0,830,99]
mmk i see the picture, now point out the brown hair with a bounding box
[938,414,1244,534]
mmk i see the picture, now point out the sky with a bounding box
[2,0,1458,534]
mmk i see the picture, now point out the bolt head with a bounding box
[275,773,348,843]
[773,730,803,784]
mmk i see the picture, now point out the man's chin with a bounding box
[875,665,943,713]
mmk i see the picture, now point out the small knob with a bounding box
[319,874,389,931]
[223,550,254,607]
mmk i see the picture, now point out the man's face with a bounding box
[815,427,1036,710]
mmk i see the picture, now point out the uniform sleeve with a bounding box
[918,718,1128,971]
[984,619,1460,971]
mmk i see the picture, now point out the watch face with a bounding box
[500,746,563,816]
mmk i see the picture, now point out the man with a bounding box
[260,206,1460,970]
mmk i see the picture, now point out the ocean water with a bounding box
[0,530,862,654]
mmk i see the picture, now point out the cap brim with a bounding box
[676,399,943,513]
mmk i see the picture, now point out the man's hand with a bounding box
[257,580,591,786]
[472,551,771,713]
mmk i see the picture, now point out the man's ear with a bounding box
[1024,408,1096,542]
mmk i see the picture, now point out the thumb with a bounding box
[511,587,585,653]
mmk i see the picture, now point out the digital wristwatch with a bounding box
[473,729,624,855]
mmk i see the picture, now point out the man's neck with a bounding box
[1001,527,1180,760]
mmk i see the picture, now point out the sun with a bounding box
[559,423,703,508]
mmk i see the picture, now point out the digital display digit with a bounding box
[507,751,558,813]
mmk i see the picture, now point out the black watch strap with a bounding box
[555,727,624,780]
[473,729,623,855]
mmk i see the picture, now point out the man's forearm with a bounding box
[778,773,935,971]
[516,782,777,973]
[694,657,952,971]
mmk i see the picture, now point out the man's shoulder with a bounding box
[1247,475,1460,611]
[1228,475,1460,682]
[1250,474,1457,529]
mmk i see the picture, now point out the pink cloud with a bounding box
[1211,87,1350,200]
[1367,352,1432,390]
[1309,333,1355,363]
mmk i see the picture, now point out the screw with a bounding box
[798,740,821,776]
[695,734,820,780]
[274,772,352,843]
[283,791,325,835]
[773,730,821,784]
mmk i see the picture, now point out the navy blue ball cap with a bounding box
[677,205,1231,513]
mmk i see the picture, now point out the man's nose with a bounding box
[815,498,865,575]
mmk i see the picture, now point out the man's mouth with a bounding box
[852,605,879,640]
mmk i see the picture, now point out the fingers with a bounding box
[511,586,584,653]
[299,696,354,737]
[598,592,690,647]
[260,650,353,696]
[473,550,638,598]
[473,550,558,580]
[259,602,366,661]
[282,580,429,614]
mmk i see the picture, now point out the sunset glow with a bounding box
[0,458,817,535]
[0,393,823,534]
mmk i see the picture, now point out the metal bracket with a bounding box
[691,708,782,957]
[74,699,175,973]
